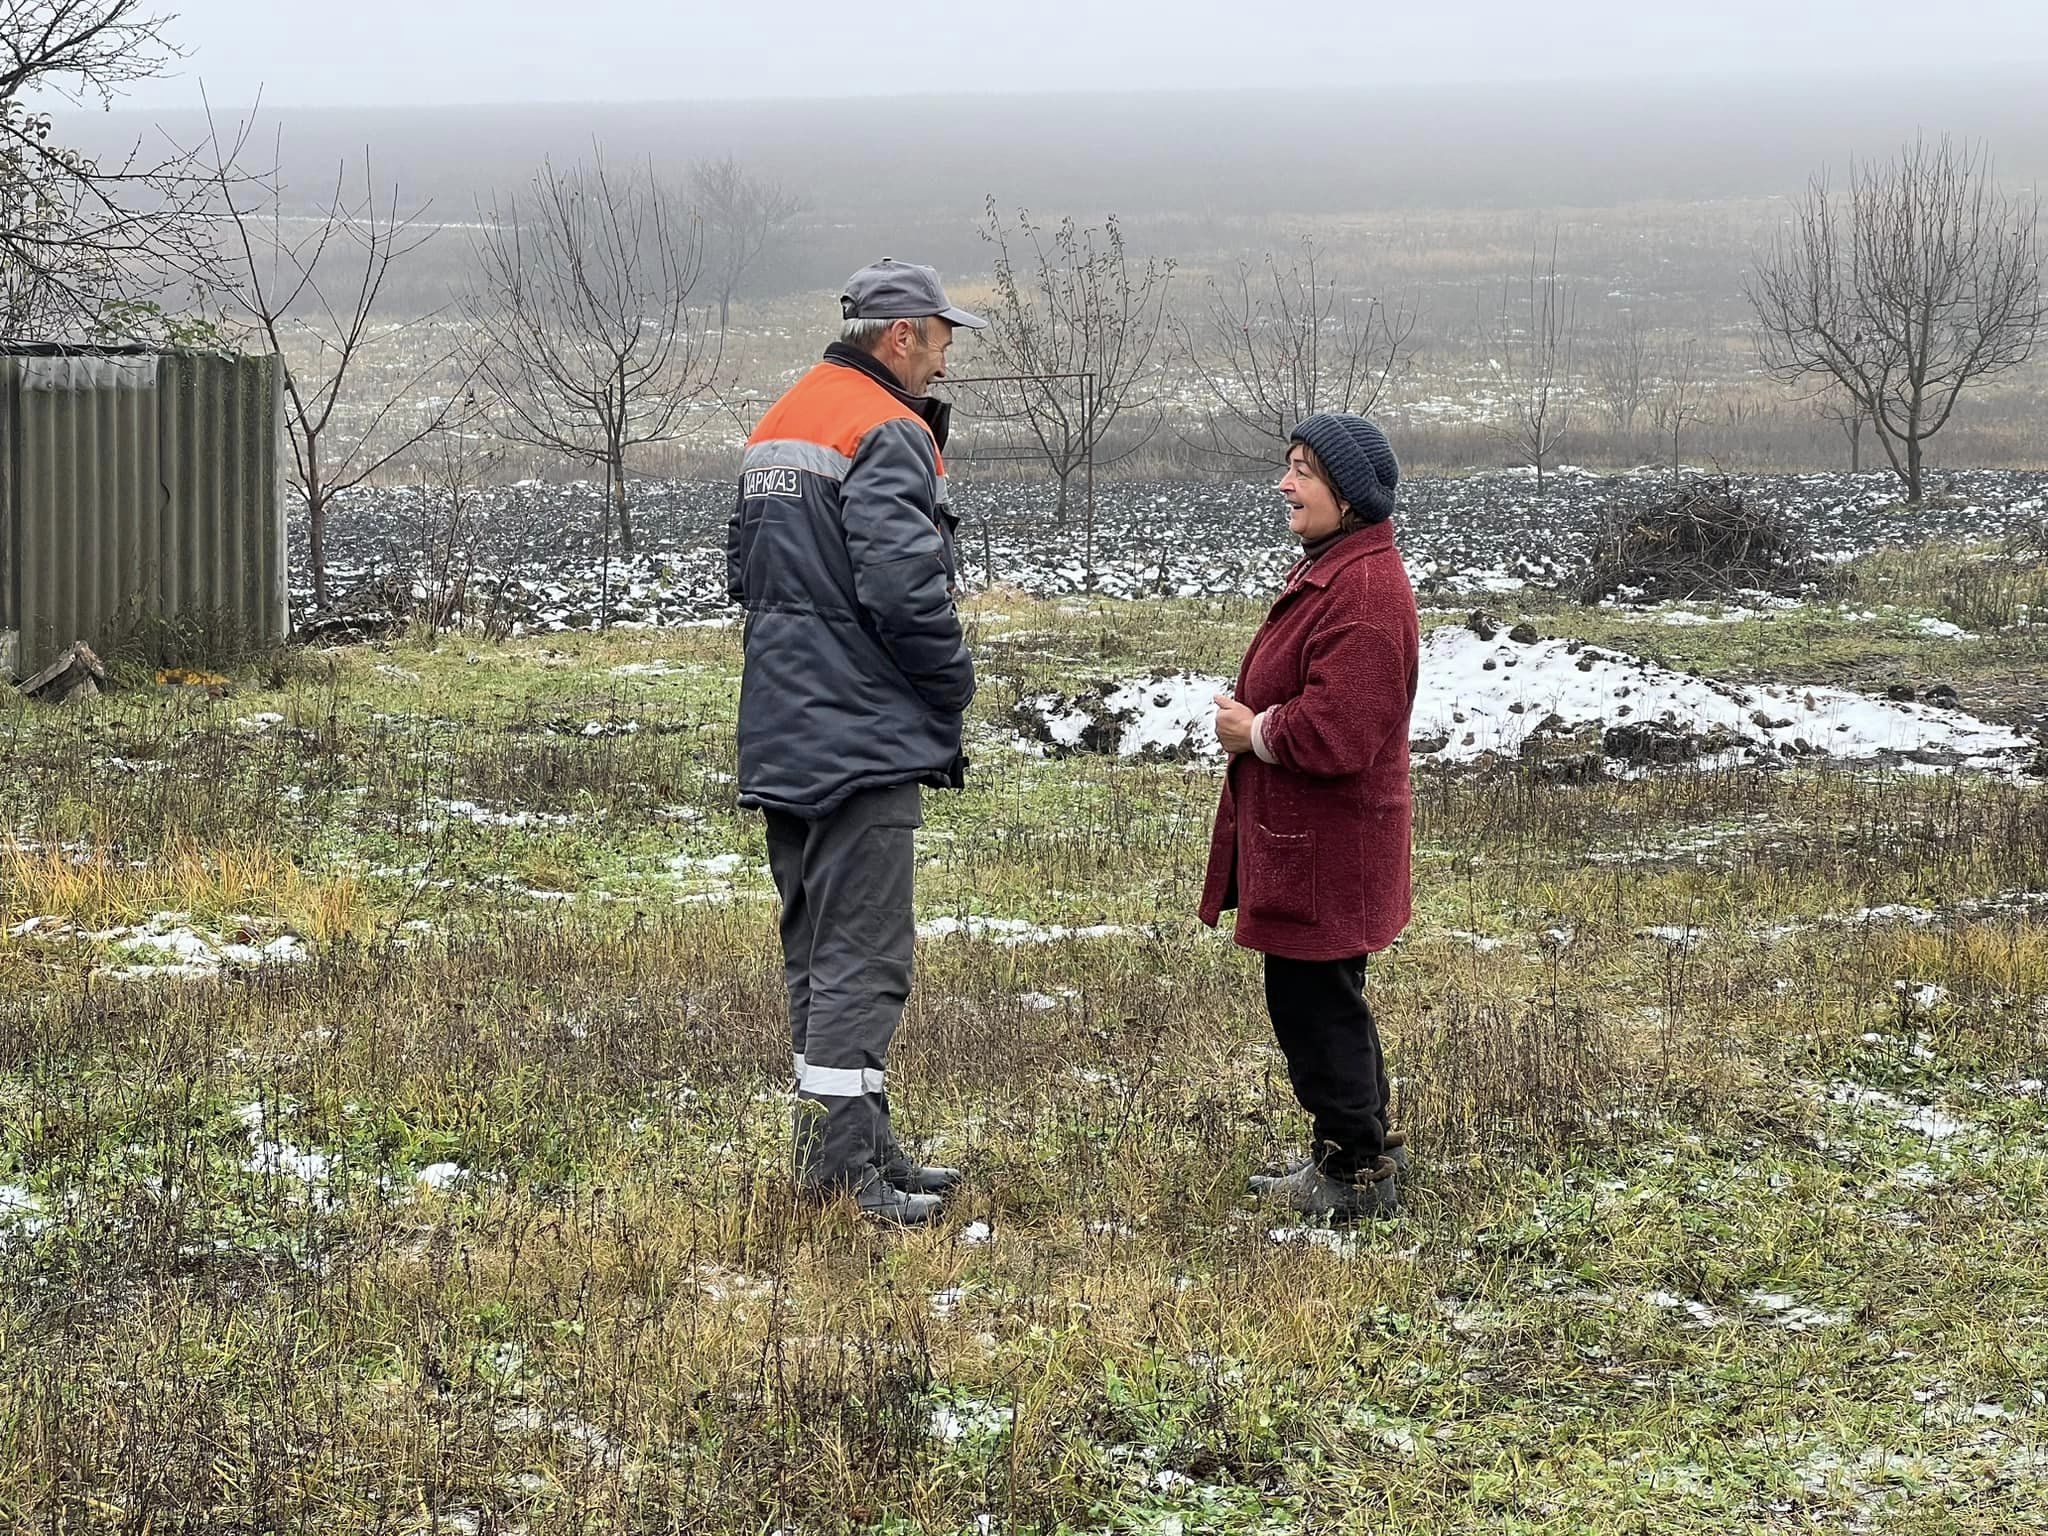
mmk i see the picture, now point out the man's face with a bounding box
[887,316,957,395]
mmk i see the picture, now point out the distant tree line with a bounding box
[7,0,2042,622]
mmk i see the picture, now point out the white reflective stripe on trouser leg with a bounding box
[792,1052,806,1079]
[797,1063,886,1097]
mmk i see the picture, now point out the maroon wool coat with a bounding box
[1198,520,1419,961]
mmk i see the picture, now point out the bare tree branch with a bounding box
[0,0,227,337]
[1651,337,1710,482]
[688,153,802,332]
[1480,233,1578,494]
[1590,306,1652,434]
[1746,135,2043,503]
[412,423,503,637]
[1809,377,1872,473]
[205,101,468,611]
[459,151,723,620]
[1172,235,1416,473]
[971,198,1174,527]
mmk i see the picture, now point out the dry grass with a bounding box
[0,835,370,941]
[1,581,2045,1532]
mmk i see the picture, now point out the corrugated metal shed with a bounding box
[0,343,286,679]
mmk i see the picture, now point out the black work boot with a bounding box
[1252,1154,1401,1220]
[855,1174,943,1227]
[880,1154,963,1196]
[878,1123,963,1196]
[804,1166,943,1227]
[1251,1132,1409,1192]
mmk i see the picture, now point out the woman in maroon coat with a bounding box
[1201,413,1419,1219]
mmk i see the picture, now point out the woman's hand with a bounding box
[1213,693,1256,756]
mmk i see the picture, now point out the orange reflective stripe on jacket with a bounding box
[749,361,948,477]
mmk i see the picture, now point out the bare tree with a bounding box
[207,112,467,612]
[975,199,1175,530]
[414,421,502,638]
[1747,136,2043,504]
[1590,308,1652,434]
[1812,381,1871,473]
[1652,338,1710,482]
[461,153,721,590]
[1482,236,1578,494]
[1172,235,1415,472]
[1,0,223,337]
[689,154,802,331]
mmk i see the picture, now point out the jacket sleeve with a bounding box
[725,485,747,605]
[1258,618,1412,778]
[838,418,976,713]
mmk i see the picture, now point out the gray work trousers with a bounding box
[763,782,921,1191]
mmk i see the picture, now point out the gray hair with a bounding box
[840,315,928,352]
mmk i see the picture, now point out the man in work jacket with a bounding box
[726,259,984,1226]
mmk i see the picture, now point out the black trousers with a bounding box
[1263,953,1391,1181]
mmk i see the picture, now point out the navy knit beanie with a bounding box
[1290,412,1400,524]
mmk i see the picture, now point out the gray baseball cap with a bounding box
[841,258,987,330]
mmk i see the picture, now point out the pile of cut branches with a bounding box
[1578,478,1815,603]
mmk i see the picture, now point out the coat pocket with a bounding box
[1245,822,1317,925]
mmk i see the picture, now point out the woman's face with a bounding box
[1278,446,1349,542]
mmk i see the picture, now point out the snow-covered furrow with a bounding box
[294,470,2048,634]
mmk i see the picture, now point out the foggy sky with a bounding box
[106,0,2048,109]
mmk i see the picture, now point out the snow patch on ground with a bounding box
[1007,631,2032,773]
[1014,672,1228,761]
[1267,1226,1366,1257]
[1897,1106,1973,1141]
[928,1398,1012,1442]
[427,798,573,830]
[1650,605,1773,626]
[1748,1290,1848,1331]
[667,852,747,878]
[1847,905,1941,926]
[0,1184,49,1242]
[1442,929,1505,952]
[246,1138,333,1183]
[1106,673,1224,757]
[1,911,312,981]
[1412,628,2028,768]
[917,916,1142,945]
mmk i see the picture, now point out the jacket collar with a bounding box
[1288,518,1397,590]
[822,342,952,450]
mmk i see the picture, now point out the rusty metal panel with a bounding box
[0,348,285,679]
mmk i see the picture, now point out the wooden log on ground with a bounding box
[17,641,108,704]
